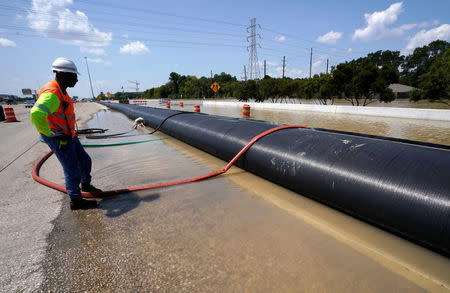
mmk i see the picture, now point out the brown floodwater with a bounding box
[40,106,450,292]
[139,99,450,145]
[201,104,450,146]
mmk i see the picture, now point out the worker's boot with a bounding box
[81,183,102,193]
[70,197,97,210]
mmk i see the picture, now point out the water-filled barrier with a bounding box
[100,102,450,256]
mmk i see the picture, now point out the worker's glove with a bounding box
[58,136,70,151]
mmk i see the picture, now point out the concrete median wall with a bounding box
[203,101,450,121]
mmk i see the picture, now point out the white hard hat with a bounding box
[52,57,80,75]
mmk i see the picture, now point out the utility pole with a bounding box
[247,18,261,80]
[264,60,266,77]
[211,70,213,81]
[309,48,313,78]
[326,59,329,74]
[127,80,140,92]
[243,65,247,81]
[84,57,95,99]
[282,56,286,78]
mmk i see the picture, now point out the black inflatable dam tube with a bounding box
[100,102,450,256]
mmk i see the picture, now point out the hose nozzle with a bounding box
[132,117,145,129]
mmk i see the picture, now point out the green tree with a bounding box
[168,72,187,97]
[181,76,202,98]
[331,60,395,106]
[96,91,106,100]
[317,74,336,105]
[414,48,450,105]
[367,50,404,68]
[260,78,280,102]
[236,80,260,102]
[213,72,237,84]
[401,40,449,86]
[158,84,172,99]
[141,88,155,99]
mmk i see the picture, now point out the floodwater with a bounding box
[202,104,450,146]
[40,107,450,292]
[138,100,450,145]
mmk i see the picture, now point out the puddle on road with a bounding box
[39,108,450,292]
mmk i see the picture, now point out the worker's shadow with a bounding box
[98,192,160,218]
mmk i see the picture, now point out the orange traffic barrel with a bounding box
[242,104,250,118]
[194,105,200,112]
[4,107,17,122]
[179,101,184,107]
[166,102,171,109]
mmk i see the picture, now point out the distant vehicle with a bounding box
[6,99,17,105]
[25,100,34,108]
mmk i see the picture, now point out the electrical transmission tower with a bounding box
[127,80,140,92]
[246,18,261,80]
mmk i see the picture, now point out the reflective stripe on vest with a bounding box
[48,120,70,130]
[38,80,76,138]
[35,103,52,115]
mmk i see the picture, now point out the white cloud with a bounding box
[119,41,149,55]
[353,2,405,42]
[86,57,112,67]
[316,31,343,44]
[347,48,353,53]
[257,60,277,67]
[0,37,16,47]
[402,24,450,55]
[87,58,103,63]
[274,35,286,42]
[274,67,303,78]
[418,21,429,28]
[94,80,106,87]
[27,0,112,47]
[121,34,129,38]
[399,23,417,30]
[432,20,440,26]
[312,60,323,71]
[287,68,303,77]
[80,47,105,55]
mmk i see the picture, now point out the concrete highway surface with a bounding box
[1,103,448,292]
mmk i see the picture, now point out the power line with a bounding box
[2,2,370,63]
[0,6,246,39]
[9,0,246,28]
[0,25,246,48]
[260,26,368,55]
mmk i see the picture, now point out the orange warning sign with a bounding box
[210,82,220,93]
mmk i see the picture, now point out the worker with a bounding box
[31,57,101,210]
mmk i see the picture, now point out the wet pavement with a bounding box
[1,103,449,292]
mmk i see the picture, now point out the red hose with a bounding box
[32,125,307,198]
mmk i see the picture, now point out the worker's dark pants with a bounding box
[41,135,92,199]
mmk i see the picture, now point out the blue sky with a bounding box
[1,0,449,98]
